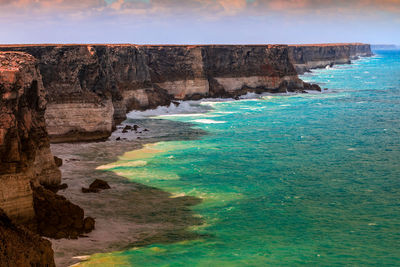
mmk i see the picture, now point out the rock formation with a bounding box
[288,43,373,74]
[0,44,321,143]
[0,51,94,265]
[33,186,95,239]
[0,51,61,223]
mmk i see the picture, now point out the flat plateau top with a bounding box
[0,43,368,48]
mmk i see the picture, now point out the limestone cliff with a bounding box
[1,43,371,143]
[0,52,61,223]
[0,52,59,265]
[288,43,373,74]
[0,52,97,265]
[0,44,315,142]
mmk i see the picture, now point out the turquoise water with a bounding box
[86,50,400,266]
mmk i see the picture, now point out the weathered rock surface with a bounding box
[0,52,94,265]
[0,208,55,267]
[288,43,373,74]
[0,52,61,224]
[0,44,322,142]
[33,185,95,239]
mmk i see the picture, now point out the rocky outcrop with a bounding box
[0,208,55,267]
[0,52,61,224]
[0,44,317,142]
[33,186,95,239]
[288,43,373,74]
[0,52,60,265]
[0,52,95,265]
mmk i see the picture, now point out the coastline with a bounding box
[51,52,374,266]
[50,119,207,266]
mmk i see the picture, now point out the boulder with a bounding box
[82,179,111,193]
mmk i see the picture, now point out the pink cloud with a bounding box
[0,0,399,17]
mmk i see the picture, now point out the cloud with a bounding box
[0,0,399,18]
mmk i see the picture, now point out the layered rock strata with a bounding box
[0,51,61,223]
[288,43,373,74]
[0,43,372,142]
[0,52,94,265]
[0,44,316,142]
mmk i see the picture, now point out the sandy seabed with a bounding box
[50,119,206,266]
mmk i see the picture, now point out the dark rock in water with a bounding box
[83,217,95,233]
[90,179,111,191]
[234,96,240,100]
[116,137,121,141]
[144,129,149,132]
[58,183,68,190]
[0,208,55,266]
[172,101,180,107]
[82,179,111,193]
[124,125,132,131]
[43,183,68,193]
[54,156,63,167]
[303,82,322,92]
[133,125,140,131]
[33,186,94,239]
[82,187,98,193]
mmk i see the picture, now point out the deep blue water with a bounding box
[83,50,400,266]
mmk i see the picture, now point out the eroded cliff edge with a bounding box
[0,51,58,265]
[288,43,373,74]
[0,52,94,266]
[0,44,315,143]
[0,43,372,143]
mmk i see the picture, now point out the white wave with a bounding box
[192,119,226,124]
[127,101,209,119]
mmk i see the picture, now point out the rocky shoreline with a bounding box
[0,43,371,144]
[0,43,372,266]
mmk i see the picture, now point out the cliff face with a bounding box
[288,43,373,74]
[0,52,58,266]
[0,44,313,142]
[0,52,61,223]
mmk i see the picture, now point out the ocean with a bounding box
[81,50,400,266]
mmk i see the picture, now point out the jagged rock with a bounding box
[32,186,95,239]
[54,156,63,167]
[0,209,55,266]
[82,179,111,193]
[0,52,61,224]
[83,217,95,233]
[133,125,140,131]
[43,183,68,193]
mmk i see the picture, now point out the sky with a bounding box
[0,0,399,44]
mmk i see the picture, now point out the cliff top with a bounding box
[0,43,369,48]
[288,43,367,47]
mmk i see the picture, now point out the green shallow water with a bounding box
[83,50,400,266]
